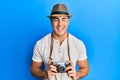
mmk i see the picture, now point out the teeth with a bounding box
[57,27,63,31]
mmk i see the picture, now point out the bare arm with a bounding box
[30,61,47,79]
[76,59,90,79]
[30,60,57,79]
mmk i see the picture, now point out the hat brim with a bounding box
[47,14,73,18]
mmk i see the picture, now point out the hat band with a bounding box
[51,11,69,15]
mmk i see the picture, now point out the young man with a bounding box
[30,4,90,80]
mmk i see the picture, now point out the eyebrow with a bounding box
[51,17,67,20]
[62,17,67,19]
[51,17,58,19]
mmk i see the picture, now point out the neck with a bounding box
[52,32,68,45]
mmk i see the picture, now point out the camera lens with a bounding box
[58,65,65,72]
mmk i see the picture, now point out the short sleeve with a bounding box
[32,42,43,62]
[76,40,87,61]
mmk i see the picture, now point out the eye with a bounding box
[62,18,67,21]
[52,18,58,21]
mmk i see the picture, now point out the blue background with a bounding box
[0,0,120,80]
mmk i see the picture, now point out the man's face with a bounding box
[51,16,69,37]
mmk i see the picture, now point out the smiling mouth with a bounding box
[57,27,63,32]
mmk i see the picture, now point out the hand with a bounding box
[65,60,77,80]
[47,60,57,79]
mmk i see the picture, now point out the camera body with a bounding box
[52,62,70,73]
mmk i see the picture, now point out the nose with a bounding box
[58,19,62,26]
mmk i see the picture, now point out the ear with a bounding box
[67,18,70,24]
[50,18,53,24]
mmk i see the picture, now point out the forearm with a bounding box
[30,67,47,79]
[76,67,90,79]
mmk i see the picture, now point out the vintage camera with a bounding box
[52,62,70,73]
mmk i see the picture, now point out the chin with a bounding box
[57,32,66,37]
[54,30,67,36]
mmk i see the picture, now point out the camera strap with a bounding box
[48,33,71,80]
[49,32,71,60]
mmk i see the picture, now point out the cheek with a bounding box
[52,23,57,29]
[65,23,69,28]
[65,21,69,27]
[52,22,58,27]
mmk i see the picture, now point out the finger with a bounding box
[47,65,57,72]
[50,68,57,73]
[49,65,57,73]
[50,65,57,69]
[67,71,76,77]
[65,65,73,72]
[48,60,53,65]
[47,71,57,78]
[68,73,75,77]
[66,60,74,66]
[68,70,75,74]
[51,72,57,76]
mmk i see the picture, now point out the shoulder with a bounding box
[69,33,86,50]
[69,33,84,45]
[36,33,51,46]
